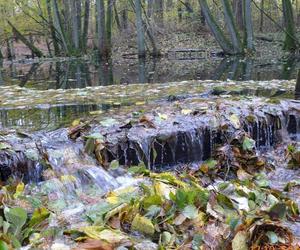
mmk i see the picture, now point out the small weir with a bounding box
[0,97,300,181]
[1,84,300,248]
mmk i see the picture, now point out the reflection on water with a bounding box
[1,56,300,90]
[0,56,300,130]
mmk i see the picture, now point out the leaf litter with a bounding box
[0,85,300,249]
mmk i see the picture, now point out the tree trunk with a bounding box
[154,0,164,26]
[6,38,15,60]
[200,7,206,26]
[96,0,106,58]
[233,0,243,30]
[82,0,90,52]
[0,48,3,60]
[52,0,69,54]
[122,4,128,30]
[296,69,300,99]
[147,0,154,17]
[76,1,82,48]
[166,0,173,11]
[135,0,146,57]
[221,0,243,54]
[198,0,234,54]
[46,0,60,56]
[71,1,80,51]
[243,0,255,52]
[7,21,44,57]
[259,0,264,32]
[282,0,298,52]
[114,2,122,32]
[106,0,113,57]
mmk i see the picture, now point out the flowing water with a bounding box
[1,56,300,247]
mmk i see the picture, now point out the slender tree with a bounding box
[295,69,300,99]
[259,0,264,32]
[106,0,113,57]
[82,0,90,52]
[46,0,60,56]
[243,0,255,52]
[0,48,3,60]
[96,0,106,58]
[7,21,44,57]
[135,0,146,57]
[282,0,298,52]
[198,0,234,54]
[221,0,243,54]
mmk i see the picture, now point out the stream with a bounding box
[1,57,300,249]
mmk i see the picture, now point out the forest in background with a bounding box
[0,0,299,61]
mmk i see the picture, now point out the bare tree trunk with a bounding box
[154,0,164,26]
[6,38,15,60]
[166,0,173,11]
[198,0,234,54]
[76,1,82,48]
[114,2,122,31]
[259,0,264,32]
[243,0,255,52]
[221,0,243,54]
[135,0,146,57]
[46,0,60,56]
[282,0,298,52]
[71,1,80,51]
[106,0,113,57]
[147,0,154,17]
[295,69,300,99]
[96,0,106,57]
[0,48,3,60]
[52,0,69,54]
[233,0,243,29]
[122,3,128,30]
[200,7,206,26]
[82,0,90,52]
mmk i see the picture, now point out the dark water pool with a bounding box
[1,56,300,90]
[0,56,299,130]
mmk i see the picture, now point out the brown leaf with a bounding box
[73,239,113,250]
[139,115,156,129]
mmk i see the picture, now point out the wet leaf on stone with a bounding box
[268,203,286,220]
[131,214,155,235]
[100,118,118,127]
[182,205,198,219]
[229,114,240,129]
[242,137,255,151]
[266,231,279,244]
[28,207,50,228]
[217,194,234,209]
[109,160,119,170]
[232,231,248,250]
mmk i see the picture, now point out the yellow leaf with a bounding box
[154,181,175,200]
[13,182,25,198]
[135,101,146,106]
[158,113,168,120]
[72,119,81,126]
[60,175,77,183]
[131,214,155,235]
[181,109,192,115]
[229,114,240,129]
